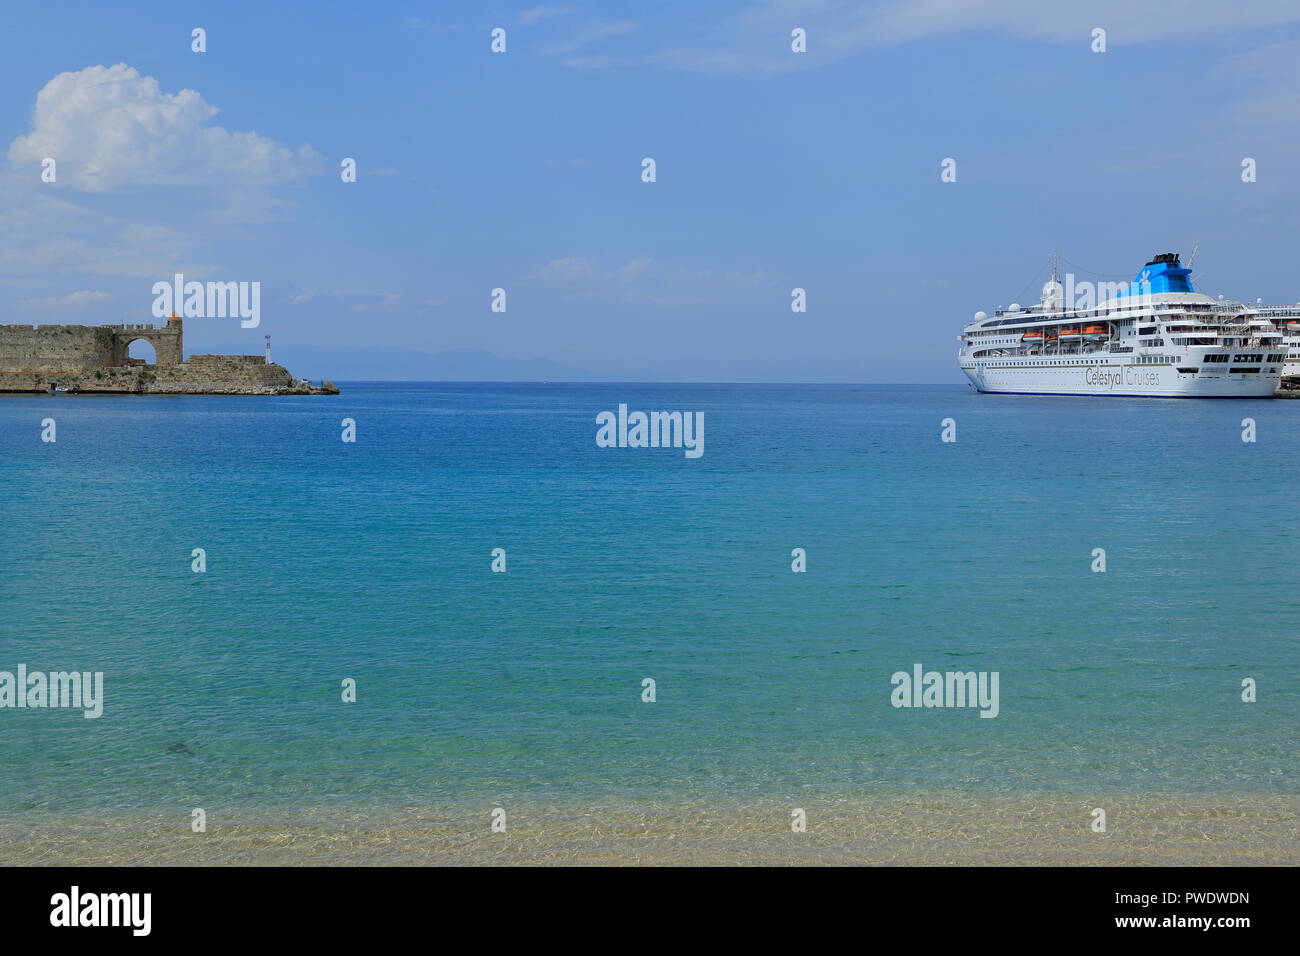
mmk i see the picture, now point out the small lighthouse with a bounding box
[264,335,272,364]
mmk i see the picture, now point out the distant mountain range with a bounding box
[202,344,595,382]
[196,343,952,384]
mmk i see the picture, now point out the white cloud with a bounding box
[522,256,770,306]
[289,289,431,313]
[0,171,211,279]
[556,0,1300,72]
[525,257,599,282]
[517,5,578,27]
[620,257,652,280]
[405,18,461,37]
[841,0,1300,45]
[537,20,640,57]
[17,289,110,312]
[1220,37,1300,128]
[0,64,328,313]
[6,63,322,192]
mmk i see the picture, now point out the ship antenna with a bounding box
[1187,244,1198,271]
[1051,251,1061,313]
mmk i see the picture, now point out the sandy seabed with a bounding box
[2,793,1296,866]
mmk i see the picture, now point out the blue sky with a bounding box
[4,1,1300,381]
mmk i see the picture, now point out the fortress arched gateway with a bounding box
[110,312,183,366]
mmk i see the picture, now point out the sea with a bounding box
[0,383,1295,863]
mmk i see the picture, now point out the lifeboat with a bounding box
[1022,331,1044,342]
[1059,328,1081,340]
[1083,323,1108,341]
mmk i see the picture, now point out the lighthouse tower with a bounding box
[264,335,271,365]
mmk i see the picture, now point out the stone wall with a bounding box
[140,360,300,393]
[0,324,116,373]
[187,354,266,365]
[0,319,183,372]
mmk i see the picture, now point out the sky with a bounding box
[5,0,1300,382]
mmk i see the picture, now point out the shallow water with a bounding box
[2,794,1294,866]
[0,383,1295,862]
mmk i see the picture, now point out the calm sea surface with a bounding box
[1,383,1295,817]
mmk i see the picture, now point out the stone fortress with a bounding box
[0,314,337,394]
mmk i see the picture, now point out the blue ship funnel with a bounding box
[1119,252,1194,297]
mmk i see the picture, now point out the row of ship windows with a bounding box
[974,354,1285,365]
[974,357,1179,366]
[978,361,1168,367]
[978,365,1275,373]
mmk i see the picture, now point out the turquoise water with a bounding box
[0,383,1295,815]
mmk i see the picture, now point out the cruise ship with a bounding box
[958,253,1284,397]
[1251,304,1300,380]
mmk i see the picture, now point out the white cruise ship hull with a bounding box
[960,361,1278,398]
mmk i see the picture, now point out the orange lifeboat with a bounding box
[1083,324,1107,334]
[1022,331,1044,341]
[1059,328,1081,340]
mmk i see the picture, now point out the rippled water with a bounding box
[0,384,1295,829]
